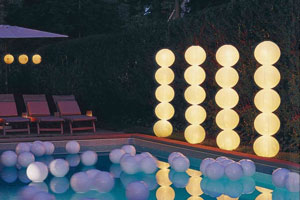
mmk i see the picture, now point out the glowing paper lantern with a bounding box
[185,105,206,124]
[216,109,239,130]
[184,125,206,144]
[216,130,240,151]
[215,88,239,109]
[184,46,206,66]
[154,49,175,137]
[32,54,42,64]
[184,66,206,85]
[215,67,239,88]
[4,54,14,64]
[18,54,29,64]
[253,41,281,157]
[216,45,239,67]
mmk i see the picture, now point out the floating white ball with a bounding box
[120,155,139,174]
[239,159,256,176]
[16,143,31,154]
[216,156,228,162]
[81,151,98,166]
[126,181,149,200]
[121,145,136,156]
[140,156,158,174]
[272,168,290,188]
[43,142,55,155]
[66,141,80,154]
[200,158,215,176]
[94,171,115,193]
[225,162,243,181]
[49,159,69,177]
[171,156,190,172]
[168,152,184,165]
[1,150,17,167]
[70,172,91,193]
[219,159,234,167]
[66,154,80,167]
[50,177,70,194]
[285,172,300,192]
[18,152,35,168]
[109,149,126,164]
[27,162,48,182]
[31,142,46,157]
[206,161,224,180]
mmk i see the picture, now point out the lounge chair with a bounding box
[52,95,96,134]
[0,94,30,135]
[23,94,64,134]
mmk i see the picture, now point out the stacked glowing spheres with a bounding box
[66,141,80,154]
[4,54,14,64]
[18,54,29,64]
[154,49,175,138]
[1,150,17,167]
[32,54,42,64]
[26,162,48,182]
[253,41,281,158]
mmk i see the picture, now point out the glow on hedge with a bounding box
[184,46,207,144]
[253,41,281,157]
[154,49,175,137]
[215,45,240,150]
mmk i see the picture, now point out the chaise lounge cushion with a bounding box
[0,117,29,123]
[61,115,96,122]
[0,102,18,117]
[57,101,81,116]
[30,116,64,123]
[27,101,51,117]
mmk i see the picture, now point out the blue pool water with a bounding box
[0,152,299,200]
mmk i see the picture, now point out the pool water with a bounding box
[0,152,299,200]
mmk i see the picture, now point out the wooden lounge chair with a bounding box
[0,94,30,135]
[52,95,96,134]
[23,94,64,135]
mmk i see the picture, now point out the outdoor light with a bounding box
[156,168,175,200]
[215,45,240,151]
[154,49,175,137]
[32,54,42,64]
[253,41,281,157]
[185,176,203,198]
[18,54,29,64]
[4,54,14,64]
[184,46,207,144]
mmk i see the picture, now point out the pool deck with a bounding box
[0,130,299,173]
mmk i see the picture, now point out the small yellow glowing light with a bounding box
[186,169,202,177]
[184,46,206,66]
[18,54,29,64]
[155,85,175,102]
[156,186,175,200]
[157,161,170,169]
[185,105,206,124]
[155,67,175,85]
[254,65,280,88]
[253,135,279,157]
[184,85,206,105]
[254,89,280,112]
[153,120,173,137]
[155,102,175,120]
[254,41,280,65]
[216,130,240,151]
[215,67,239,88]
[215,88,239,109]
[186,176,203,196]
[184,66,206,85]
[155,49,175,67]
[216,45,239,67]
[156,169,172,186]
[32,54,42,64]
[254,113,280,136]
[4,54,14,64]
[216,109,239,130]
[184,125,206,144]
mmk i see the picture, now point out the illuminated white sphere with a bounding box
[49,159,69,177]
[50,177,69,194]
[171,156,190,172]
[215,67,239,88]
[216,130,240,150]
[285,172,300,192]
[32,191,55,200]
[81,151,98,166]
[254,65,280,88]
[1,167,17,183]
[43,142,55,155]
[184,85,206,104]
[70,172,91,193]
[27,162,48,182]
[66,141,80,154]
[155,49,175,67]
[16,143,31,154]
[216,109,239,130]
[120,155,139,174]
[225,162,243,181]
[168,152,184,164]
[109,149,126,164]
[254,113,280,136]
[153,120,173,137]
[272,168,290,188]
[122,145,136,156]
[216,45,239,67]
[1,150,17,167]
[239,159,256,176]
[18,152,35,168]
[205,161,224,180]
[254,89,280,112]
[200,158,215,177]
[94,171,115,193]
[215,88,239,109]
[184,66,206,85]
[185,105,206,124]
[155,102,175,120]
[184,125,206,144]
[31,142,46,157]
[155,67,174,85]
[253,136,279,157]
[254,41,281,65]
[66,154,80,167]
[155,85,175,103]
[126,181,149,200]
[184,46,206,66]
[140,156,158,174]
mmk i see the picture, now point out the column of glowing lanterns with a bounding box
[153,49,175,137]
[156,162,175,200]
[183,46,207,144]
[215,45,240,151]
[253,41,281,157]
